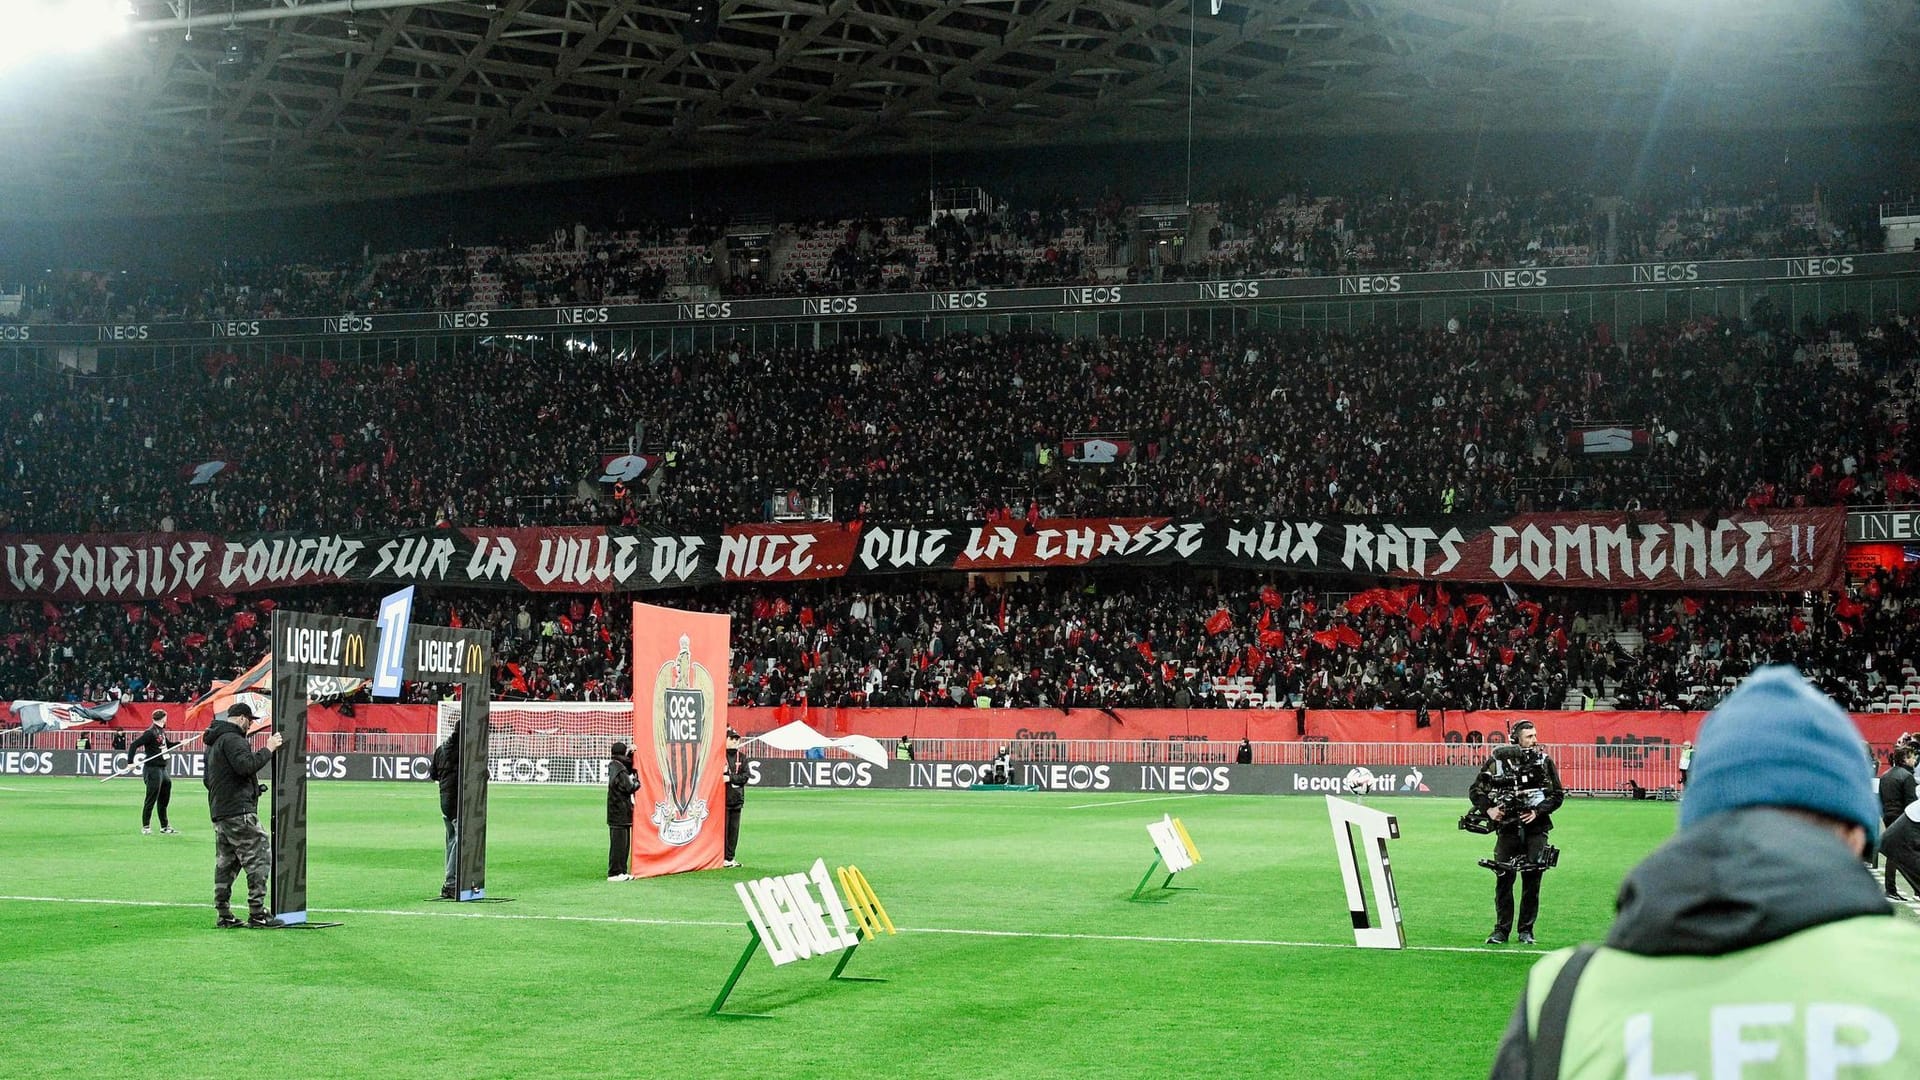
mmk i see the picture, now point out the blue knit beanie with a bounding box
[1679,665,1878,844]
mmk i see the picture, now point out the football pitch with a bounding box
[0,780,1682,1079]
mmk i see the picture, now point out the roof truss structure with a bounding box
[2,0,1915,218]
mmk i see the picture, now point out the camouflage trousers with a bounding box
[213,813,271,916]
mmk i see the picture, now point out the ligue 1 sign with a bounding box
[1326,795,1404,950]
[734,858,864,966]
[711,859,897,1018]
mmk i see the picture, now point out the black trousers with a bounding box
[142,767,172,828]
[725,802,742,861]
[608,826,630,878]
[1492,828,1548,934]
[1884,816,1920,897]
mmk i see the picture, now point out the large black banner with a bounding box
[403,622,493,899]
[0,507,1847,601]
[17,749,1480,798]
[269,610,378,924]
[4,251,1914,346]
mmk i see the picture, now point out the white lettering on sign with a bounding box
[1787,256,1855,278]
[1623,1003,1898,1079]
[282,626,344,667]
[414,638,469,676]
[1339,275,1401,294]
[717,532,819,580]
[1482,269,1551,289]
[1487,519,1778,583]
[856,527,950,571]
[734,857,861,967]
[930,291,988,310]
[802,296,859,315]
[1197,280,1261,300]
[665,693,700,740]
[0,752,55,775]
[1631,263,1700,283]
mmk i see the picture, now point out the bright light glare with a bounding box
[0,0,132,72]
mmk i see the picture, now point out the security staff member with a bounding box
[204,702,283,928]
[723,729,748,868]
[1470,720,1563,945]
[429,721,461,899]
[1490,666,1920,1079]
[607,741,640,881]
[128,708,177,835]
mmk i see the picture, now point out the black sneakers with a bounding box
[216,913,244,929]
[1485,929,1509,945]
[440,886,458,900]
[247,912,283,929]
[1518,931,1537,945]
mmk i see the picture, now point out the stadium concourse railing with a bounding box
[17,728,1680,795]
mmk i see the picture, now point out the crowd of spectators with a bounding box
[3,180,1887,324]
[4,567,1913,715]
[1175,180,1871,280]
[3,307,1916,536]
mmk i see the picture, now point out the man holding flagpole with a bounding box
[127,709,177,835]
[724,728,748,868]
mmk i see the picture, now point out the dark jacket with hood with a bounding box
[607,746,641,827]
[1879,763,1916,824]
[203,718,276,822]
[1490,807,1900,1077]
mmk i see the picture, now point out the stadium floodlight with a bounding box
[0,0,132,72]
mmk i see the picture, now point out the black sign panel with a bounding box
[13,252,1914,344]
[272,610,378,679]
[401,624,491,686]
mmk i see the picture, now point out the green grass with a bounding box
[0,780,1682,1079]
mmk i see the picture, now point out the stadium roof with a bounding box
[5,0,1917,219]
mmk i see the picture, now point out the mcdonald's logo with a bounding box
[465,642,486,675]
[343,632,368,669]
[835,865,895,941]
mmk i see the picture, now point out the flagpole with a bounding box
[99,731,205,782]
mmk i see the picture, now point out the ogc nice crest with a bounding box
[650,634,717,846]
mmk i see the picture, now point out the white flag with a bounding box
[748,721,890,769]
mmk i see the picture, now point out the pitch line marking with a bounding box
[0,894,1542,955]
[1064,794,1209,810]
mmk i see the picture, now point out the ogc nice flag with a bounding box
[629,602,729,876]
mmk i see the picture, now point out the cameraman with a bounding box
[1469,720,1564,945]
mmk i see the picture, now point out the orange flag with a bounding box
[629,602,730,877]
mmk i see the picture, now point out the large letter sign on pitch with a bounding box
[734,858,863,966]
[711,859,898,1018]
[1326,795,1404,949]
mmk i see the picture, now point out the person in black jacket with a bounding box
[724,728,748,868]
[1878,740,1918,900]
[203,702,283,928]
[1469,720,1564,945]
[607,741,640,881]
[429,721,461,899]
[127,708,177,835]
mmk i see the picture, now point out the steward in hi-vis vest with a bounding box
[1490,666,1920,1079]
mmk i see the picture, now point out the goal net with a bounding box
[437,699,634,776]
